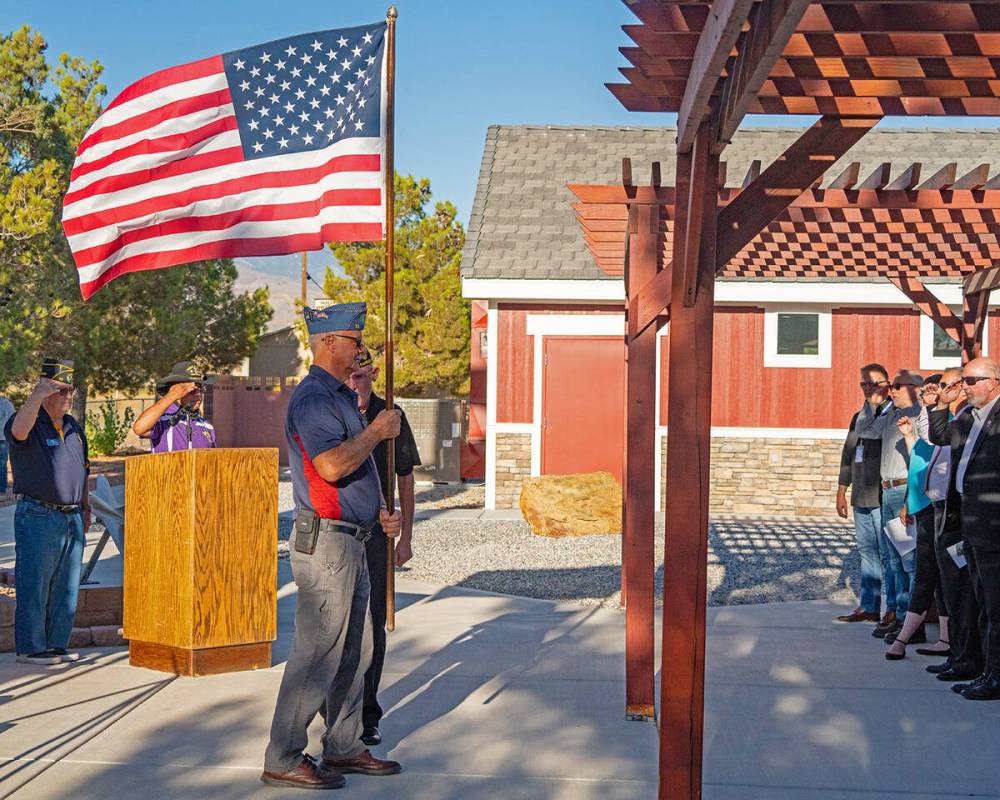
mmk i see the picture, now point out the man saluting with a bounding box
[262,302,404,790]
[4,358,90,666]
[132,361,216,452]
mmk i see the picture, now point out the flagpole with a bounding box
[383,5,398,633]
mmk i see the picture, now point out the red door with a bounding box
[541,336,625,482]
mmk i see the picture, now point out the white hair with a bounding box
[308,333,327,353]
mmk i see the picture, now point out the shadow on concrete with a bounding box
[702,518,858,607]
[452,566,620,602]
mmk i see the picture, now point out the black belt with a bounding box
[19,495,82,513]
[318,518,374,543]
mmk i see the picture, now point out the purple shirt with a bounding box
[149,403,217,453]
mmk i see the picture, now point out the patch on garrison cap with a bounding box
[41,358,74,386]
[304,302,367,335]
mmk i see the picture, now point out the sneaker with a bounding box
[361,726,382,746]
[16,652,62,665]
[48,649,80,662]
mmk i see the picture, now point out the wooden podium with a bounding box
[123,448,278,676]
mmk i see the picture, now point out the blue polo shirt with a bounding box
[286,365,382,526]
[4,408,89,506]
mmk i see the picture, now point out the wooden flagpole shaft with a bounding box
[384,5,398,633]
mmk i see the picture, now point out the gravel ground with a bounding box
[277,478,859,609]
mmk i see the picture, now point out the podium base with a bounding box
[129,640,272,676]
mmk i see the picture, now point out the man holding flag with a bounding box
[61,9,405,791]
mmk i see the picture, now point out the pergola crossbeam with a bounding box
[952,163,991,189]
[717,0,813,146]
[676,0,757,152]
[886,163,922,190]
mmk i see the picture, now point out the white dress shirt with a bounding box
[956,393,1000,495]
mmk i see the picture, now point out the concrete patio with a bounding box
[1,503,999,798]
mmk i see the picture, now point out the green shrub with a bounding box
[85,399,135,456]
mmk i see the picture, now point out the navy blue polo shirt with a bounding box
[286,365,382,525]
[4,408,89,506]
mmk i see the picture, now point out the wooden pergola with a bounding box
[593,1,1000,797]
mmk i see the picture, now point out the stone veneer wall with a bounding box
[495,433,532,509]
[492,434,844,515]
[659,436,844,516]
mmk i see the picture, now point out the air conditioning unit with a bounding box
[396,398,466,483]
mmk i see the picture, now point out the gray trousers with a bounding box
[264,530,373,773]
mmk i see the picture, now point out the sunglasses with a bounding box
[327,333,365,350]
[939,379,962,391]
[890,383,916,390]
[962,375,995,386]
[859,380,888,389]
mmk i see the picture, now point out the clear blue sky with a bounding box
[9,1,1000,278]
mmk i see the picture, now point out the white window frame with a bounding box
[763,306,832,368]
[919,312,986,371]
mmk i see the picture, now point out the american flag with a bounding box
[63,23,387,299]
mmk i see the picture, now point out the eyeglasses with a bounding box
[327,333,365,350]
[962,375,996,386]
[859,380,888,389]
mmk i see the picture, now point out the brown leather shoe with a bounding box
[836,608,881,623]
[261,756,346,790]
[323,749,401,776]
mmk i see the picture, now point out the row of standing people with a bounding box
[837,359,1000,700]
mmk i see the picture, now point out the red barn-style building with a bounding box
[460,125,1000,514]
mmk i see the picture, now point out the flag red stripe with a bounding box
[64,152,381,236]
[65,146,245,206]
[72,188,382,267]
[70,116,240,182]
[78,224,384,299]
[104,55,224,113]
[77,89,233,156]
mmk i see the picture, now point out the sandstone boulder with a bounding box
[519,472,622,537]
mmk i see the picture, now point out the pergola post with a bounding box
[659,120,719,800]
[623,160,661,720]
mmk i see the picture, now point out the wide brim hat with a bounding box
[155,360,215,393]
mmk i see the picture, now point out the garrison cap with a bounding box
[356,348,374,369]
[41,357,75,386]
[304,302,367,336]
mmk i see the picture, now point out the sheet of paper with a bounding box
[884,516,917,556]
[947,542,968,569]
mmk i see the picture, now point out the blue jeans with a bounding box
[852,505,884,614]
[14,498,85,655]
[0,440,8,492]
[880,485,915,618]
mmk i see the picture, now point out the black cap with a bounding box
[41,357,74,386]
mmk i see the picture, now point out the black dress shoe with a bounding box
[926,659,953,674]
[361,727,381,746]
[936,666,981,682]
[950,672,988,694]
[962,670,1000,700]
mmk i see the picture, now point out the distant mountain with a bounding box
[234,259,299,332]
[235,254,342,331]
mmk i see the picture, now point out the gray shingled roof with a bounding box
[460,125,1000,282]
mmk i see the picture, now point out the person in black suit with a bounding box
[928,357,1000,700]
